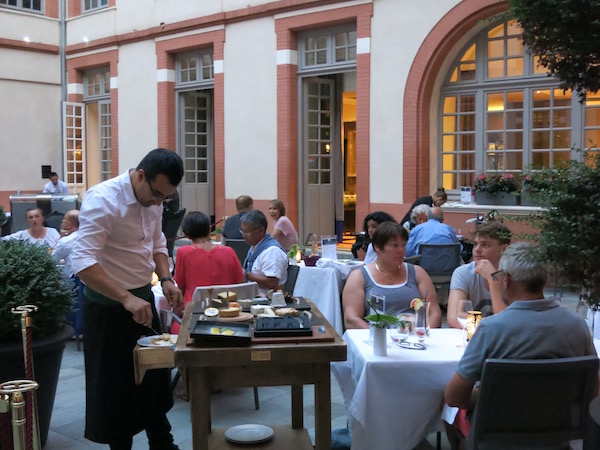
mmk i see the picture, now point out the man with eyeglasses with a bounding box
[444,242,597,447]
[240,209,288,294]
[72,148,184,450]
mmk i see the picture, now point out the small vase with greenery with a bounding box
[0,240,75,341]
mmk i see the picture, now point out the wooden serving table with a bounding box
[175,300,346,450]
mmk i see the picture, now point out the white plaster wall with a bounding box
[116,41,159,171]
[67,8,116,45]
[0,81,61,190]
[0,48,60,84]
[223,17,277,200]
[368,0,459,203]
[0,9,58,45]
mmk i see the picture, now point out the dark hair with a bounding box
[49,172,58,178]
[136,148,184,186]
[362,211,396,233]
[26,207,45,219]
[432,187,447,202]
[269,199,286,216]
[474,220,512,245]
[241,209,267,230]
[181,211,210,239]
[371,221,408,251]
[236,195,253,212]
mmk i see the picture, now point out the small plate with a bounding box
[224,424,274,444]
[137,335,177,347]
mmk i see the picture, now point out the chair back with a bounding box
[469,356,599,449]
[192,281,259,303]
[224,238,251,266]
[43,211,65,232]
[283,264,300,294]
[162,208,186,257]
[417,243,461,276]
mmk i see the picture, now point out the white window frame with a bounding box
[298,25,357,73]
[0,0,43,13]
[439,19,593,194]
[82,0,107,13]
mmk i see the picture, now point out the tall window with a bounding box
[83,0,107,13]
[440,19,600,192]
[176,50,214,185]
[0,0,42,13]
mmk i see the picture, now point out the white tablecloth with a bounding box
[332,328,464,450]
[293,265,344,335]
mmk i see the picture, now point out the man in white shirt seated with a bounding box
[52,209,80,279]
[240,209,288,295]
[43,172,69,194]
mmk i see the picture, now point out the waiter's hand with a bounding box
[123,295,154,328]
[162,281,183,309]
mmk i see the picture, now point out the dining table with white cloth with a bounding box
[293,264,345,335]
[331,328,465,450]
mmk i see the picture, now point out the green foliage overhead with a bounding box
[508,0,600,101]
[525,151,600,297]
[0,240,75,341]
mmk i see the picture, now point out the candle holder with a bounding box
[466,310,481,341]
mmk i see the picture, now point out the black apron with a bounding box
[82,285,173,443]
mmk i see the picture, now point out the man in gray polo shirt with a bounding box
[445,242,597,442]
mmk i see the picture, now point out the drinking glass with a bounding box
[457,299,473,348]
[415,302,429,344]
[390,318,410,344]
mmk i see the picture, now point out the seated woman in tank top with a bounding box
[342,221,442,329]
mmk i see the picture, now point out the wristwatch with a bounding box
[159,276,174,286]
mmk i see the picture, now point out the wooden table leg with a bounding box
[291,384,303,429]
[189,368,210,450]
[314,364,332,450]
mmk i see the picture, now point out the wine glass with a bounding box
[456,299,473,348]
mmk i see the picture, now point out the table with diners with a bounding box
[332,328,464,450]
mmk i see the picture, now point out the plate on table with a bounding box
[137,335,177,347]
[224,424,274,444]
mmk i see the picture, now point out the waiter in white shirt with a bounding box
[43,172,69,194]
[72,148,183,450]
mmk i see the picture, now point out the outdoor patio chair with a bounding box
[417,242,462,306]
[469,355,599,450]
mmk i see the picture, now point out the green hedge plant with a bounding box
[0,240,75,341]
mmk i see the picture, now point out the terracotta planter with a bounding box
[474,191,518,206]
[0,325,73,447]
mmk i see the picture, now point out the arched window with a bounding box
[439,19,600,192]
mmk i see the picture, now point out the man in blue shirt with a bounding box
[405,206,459,257]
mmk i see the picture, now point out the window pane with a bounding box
[532,131,550,149]
[443,135,456,151]
[444,97,457,113]
[488,60,504,78]
[533,90,551,108]
[507,57,523,76]
[586,129,600,147]
[487,113,503,130]
[532,110,550,128]
[505,132,523,150]
[488,40,503,58]
[506,111,523,129]
[553,109,571,127]
[553,131,570,148]
[506,38,523,56]
[443,116,456,133]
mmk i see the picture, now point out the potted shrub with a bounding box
[522,150,600,321]
[0,240,75,446]
[473,172,519,206]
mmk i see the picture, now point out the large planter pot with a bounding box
[474,191,518,206]
[0,325,73,447]
[519,191,538,206]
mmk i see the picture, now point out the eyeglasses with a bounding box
[239,228,259,236]
[491,270,510,282]
[146,179,173,203]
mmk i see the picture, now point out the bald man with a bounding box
[52,209,80,278]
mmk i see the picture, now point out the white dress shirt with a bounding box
[250,244,288,295]
[72,171,168,289]
[52,230,78,278]
[43,180,69,194]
